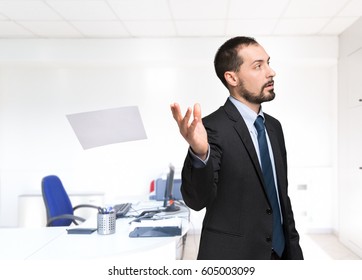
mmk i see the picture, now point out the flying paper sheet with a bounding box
[66,106,147,149]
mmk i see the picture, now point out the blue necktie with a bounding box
[254,115,285,257]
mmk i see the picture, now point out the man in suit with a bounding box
[170,36,303,260]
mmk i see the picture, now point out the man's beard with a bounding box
[237,81,276,104]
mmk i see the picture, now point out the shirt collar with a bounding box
[228,95,264,130]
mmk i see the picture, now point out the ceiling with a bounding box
[0,0,361,39]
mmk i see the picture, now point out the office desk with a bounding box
[0,201,189,260]
[0,227,65,259]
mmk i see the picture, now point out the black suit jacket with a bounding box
[181,99,303,260]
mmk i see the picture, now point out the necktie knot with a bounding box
[254,115,265,132]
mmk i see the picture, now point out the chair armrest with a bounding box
[73,204,101,212]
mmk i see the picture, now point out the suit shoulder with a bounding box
[202,106,227,124]
[264,113,282,127]
[203,100,240,125]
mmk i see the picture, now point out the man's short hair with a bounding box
[214,36,259,88]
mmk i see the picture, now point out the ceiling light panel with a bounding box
[0,14,9,20]
[18,21,81,37]
[169,0,229,20]
[175,20,226,36]
[123,20,176,37]
[71,21,130,37]
[0,21,34,37]
[320,17,359,34]
[0,1,62,20]
[46,0,118,20]
[227,19,278,36]
[228,0,289,19]
[274,18,329,35]
[338,0,362,16]
[108,0,172,20]
[284,0,350,17]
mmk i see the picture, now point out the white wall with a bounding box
[338,17,362,257]
[0,37,338,230]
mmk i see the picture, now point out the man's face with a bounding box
[234,44,276,104]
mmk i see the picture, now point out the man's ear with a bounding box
[224,71,238,87]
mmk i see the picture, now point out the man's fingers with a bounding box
[193,103,202,121]
[171,103,204,143]
[170,103,181,122]
[179,107,192,132]
[171,103,192,134]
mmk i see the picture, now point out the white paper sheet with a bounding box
[66,106,147,149]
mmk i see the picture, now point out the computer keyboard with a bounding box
[113,203,132,218]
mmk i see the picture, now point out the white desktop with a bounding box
[0,199,189,260]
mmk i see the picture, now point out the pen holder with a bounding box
[97,212,116,235]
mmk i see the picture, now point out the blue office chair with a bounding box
[41,175,100,227]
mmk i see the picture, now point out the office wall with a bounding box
[0,37,338,229]
[338,17,362,257]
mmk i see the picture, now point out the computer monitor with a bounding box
[163,164,180,212]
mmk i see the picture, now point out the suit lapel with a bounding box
[223,100,265,184]
[223,99,287,212]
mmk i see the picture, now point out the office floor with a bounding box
[182,233,361,260]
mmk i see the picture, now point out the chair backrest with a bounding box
[41,175,74,226]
